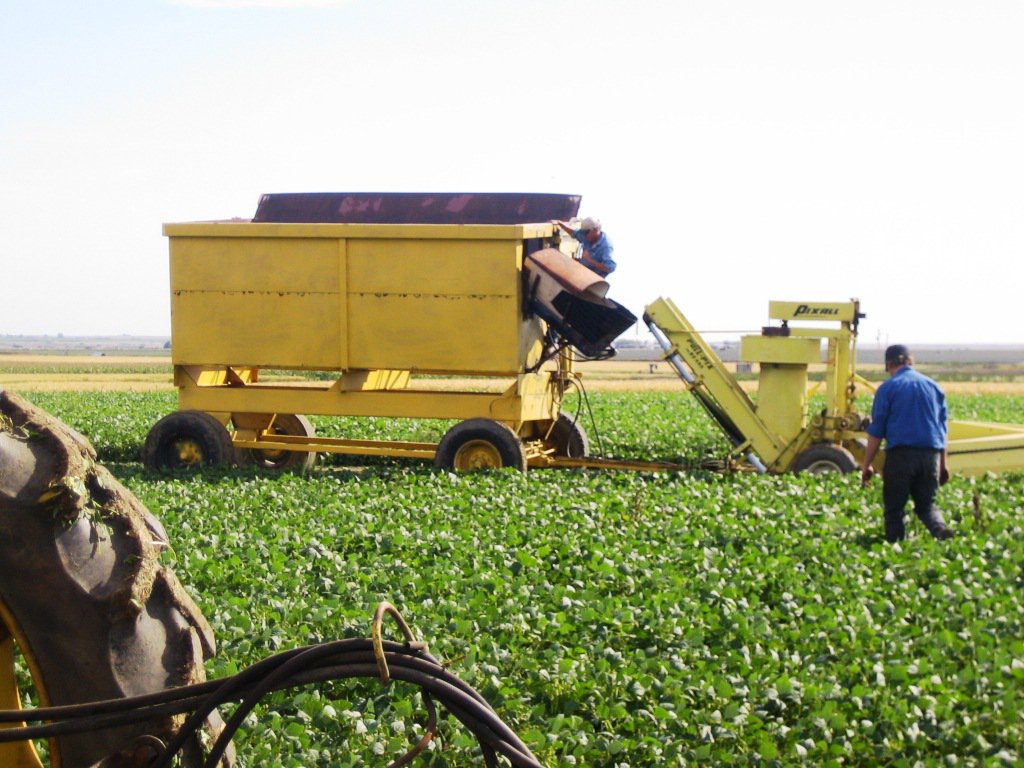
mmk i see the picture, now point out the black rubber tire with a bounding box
[434,419,528,472]
[234,413,317,473]
[545,412,590,458]
[791,443,858,475]
[0,391,231,767]
[142,410,234,471]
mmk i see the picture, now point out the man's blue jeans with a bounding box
[882,447,948,541]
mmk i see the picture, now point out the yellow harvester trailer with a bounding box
[144,193,635,472]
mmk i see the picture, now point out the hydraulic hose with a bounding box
[0,611,544,768]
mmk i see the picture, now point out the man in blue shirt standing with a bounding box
[553,217,616,277]
[861,344,954,542]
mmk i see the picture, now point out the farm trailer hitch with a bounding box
[0,391,542,767]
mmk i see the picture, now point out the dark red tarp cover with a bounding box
[253,192,581,225]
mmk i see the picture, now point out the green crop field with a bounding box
[11,389,1024,767]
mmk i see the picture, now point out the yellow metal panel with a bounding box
[488,373,561,423]
[171,236,337,292]
[173,291,342,368]
[769,301,859,323]
[740,336,820,364]
[519,317,546,369]
[347,294,524,373]
[755,366,809,439]
[347,238,516,295]
[171,233,344,368]
[167,222,541,374]
[344,236,534,373]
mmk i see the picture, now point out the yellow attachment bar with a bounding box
[526,453,691,472]
[644,297,790,471]
[233,434,438,460]
[947,420,1024,476]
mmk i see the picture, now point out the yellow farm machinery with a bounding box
[645,296,1024,476]
[144,192,1024,478]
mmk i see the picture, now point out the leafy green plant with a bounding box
[13,390,1024,766]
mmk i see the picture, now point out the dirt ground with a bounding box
[2,355,1023,394]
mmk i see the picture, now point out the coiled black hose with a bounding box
[0,607,543,768]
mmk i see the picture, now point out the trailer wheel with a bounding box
[142,410,234,471]
[546,412,590,458]
[435,419,528,472]
[235,414,317,473]
[791,444,858,475]
[1,391,231,767]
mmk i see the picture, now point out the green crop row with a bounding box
[11,390,1024,767]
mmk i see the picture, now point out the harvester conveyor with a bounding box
[643,295,1024,477]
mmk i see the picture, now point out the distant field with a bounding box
[0,354,173,391]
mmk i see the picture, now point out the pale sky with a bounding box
[2,0,1022,345]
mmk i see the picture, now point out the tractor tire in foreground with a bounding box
[0,391,231,768]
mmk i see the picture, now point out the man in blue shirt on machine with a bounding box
[861,344,955,542]
[552,217,616,277]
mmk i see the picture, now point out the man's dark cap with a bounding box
[885,344,910,364]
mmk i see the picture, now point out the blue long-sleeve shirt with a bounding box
[572,229,616,276]
[867,366,947,450]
